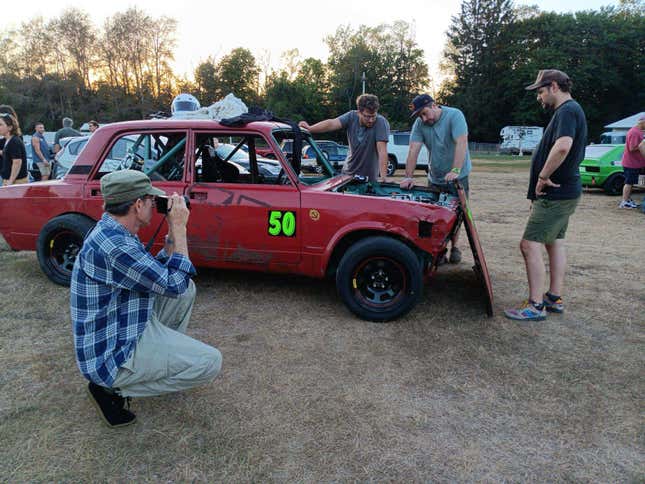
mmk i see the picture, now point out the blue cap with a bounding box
[409,94,434,118]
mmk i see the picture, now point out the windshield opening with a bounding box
[272,128,336,185]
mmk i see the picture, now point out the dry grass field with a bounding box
[1,162,643,482]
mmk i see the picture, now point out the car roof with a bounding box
[102,118,294,132]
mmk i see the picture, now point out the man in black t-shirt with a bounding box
[505,69,587,322]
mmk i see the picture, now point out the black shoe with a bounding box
[87,382,136,428]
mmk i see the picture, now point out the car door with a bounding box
[83,129,190,249]
[186,131,301,271]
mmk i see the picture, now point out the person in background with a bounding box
[0,105,19,185]
[32,122,52,181]
[88,120,99,134]
[0,112,28,186]
[53,117,81,153]
[618,115,645,209]
[298,94,390,183]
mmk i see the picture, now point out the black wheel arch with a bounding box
[36,212,97,286]
[325,230,427,278]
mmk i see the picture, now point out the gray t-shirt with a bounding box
[410,106,471,184]
[54,127,81,147]
[337,111,390,181]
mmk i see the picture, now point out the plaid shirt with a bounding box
[71,213,196,387]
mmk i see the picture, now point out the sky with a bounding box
[4,0,621,88]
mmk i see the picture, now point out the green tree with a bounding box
[441,0,516,141]
[325,22,428,129]
[216,48,260,105]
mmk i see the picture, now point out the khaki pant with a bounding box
[113,280,222,397]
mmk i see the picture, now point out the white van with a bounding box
[499,126,543,154]
[599,131,627,144]
[387,132,429,176]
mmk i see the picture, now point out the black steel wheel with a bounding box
[603,173,625,196]
[37,214,96,286]
[336,236,422,321]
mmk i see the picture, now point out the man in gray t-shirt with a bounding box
[400,94,472,264]
[54,117,82,154]
[298,94,390,182]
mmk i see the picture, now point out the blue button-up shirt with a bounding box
[71,213,196,387]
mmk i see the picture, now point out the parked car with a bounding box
[579,144,629,195]
[303,141,349,170]
[205,142,282,179]
[51,136,89,179]
[387,132,430,176]
[0,119,493,321]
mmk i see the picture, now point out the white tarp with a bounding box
[170,93,248,120]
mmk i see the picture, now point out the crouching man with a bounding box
[71,170,222,427]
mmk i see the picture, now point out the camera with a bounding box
[156,195,191,215]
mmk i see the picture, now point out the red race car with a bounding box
[0,119,493,321]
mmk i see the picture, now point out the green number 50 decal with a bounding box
[268,210,296,237]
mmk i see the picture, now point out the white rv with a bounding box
[499,126,543,154]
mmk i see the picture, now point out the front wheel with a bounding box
[336,237,423,322]
[37,214,96,286]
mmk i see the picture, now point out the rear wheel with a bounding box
[603,173,625,195]
[37,214,96,286]
[336,236,423,322]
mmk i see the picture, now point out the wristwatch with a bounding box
[451,167,461,174]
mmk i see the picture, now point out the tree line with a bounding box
[0,1,642,142]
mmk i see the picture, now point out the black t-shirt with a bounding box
[528,100,587,200]
[1,136,28,180]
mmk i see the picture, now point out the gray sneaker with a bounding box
[449,247,462,264]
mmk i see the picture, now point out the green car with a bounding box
[579,144,626,195]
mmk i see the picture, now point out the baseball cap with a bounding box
[525,69,570,90]
[409,94,435,118]
[100,169,165,205]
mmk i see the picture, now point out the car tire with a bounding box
[603,173,625,196]
[387,156,397,176]
[336,236,423,322]
[37,214,96,286]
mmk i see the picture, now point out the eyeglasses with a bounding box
[0,113,11,119]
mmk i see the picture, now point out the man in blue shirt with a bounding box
[400,94,472,263]
[71,170,222,427]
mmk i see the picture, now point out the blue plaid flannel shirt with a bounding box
[71,213,196,387]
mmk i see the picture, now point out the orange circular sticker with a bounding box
[309,209,320,221]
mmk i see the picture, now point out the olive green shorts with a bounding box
[523,197,580,244]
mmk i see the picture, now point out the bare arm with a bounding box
[376,141,388,180]
[165,194,190,257]
[535,136,573,196]
[445,134,468,182]
[399,142,423,189]
[32,137,47,163]
[298,118,342,134]
[539,136,573,178]
[8,158,22,184]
